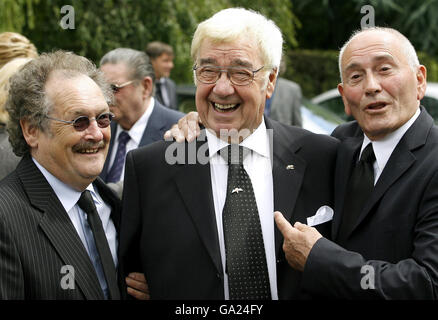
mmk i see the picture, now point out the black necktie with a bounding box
[338,143,376,245]
[221,145,271,300]
[77,190,120,299]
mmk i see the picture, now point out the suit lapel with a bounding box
[265,119,308,254]
[332,136,363,240]
[100,123,117,181]
[335,107,432,241]
[347,141,415,237]
[173,137,223,275]
[18,157,104,299]
[140,103,167,147]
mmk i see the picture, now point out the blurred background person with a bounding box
[99,48,183,197]
[145,41,178,110]
[265,59,302,127]
[0,58,32,179]
[0,31,38,180]
[0,32,38,68]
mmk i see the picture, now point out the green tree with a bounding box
[1,0,299,84]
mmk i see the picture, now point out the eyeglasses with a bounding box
[110,80,135,93]
[193,65,265,86]
[45,112,114,131]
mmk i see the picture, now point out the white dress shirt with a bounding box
[107,98,155,180]
[33,158,118,267]
[206,118,278,300]
[360,107,420,184]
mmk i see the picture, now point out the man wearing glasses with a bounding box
[98,48,184,193]
[119,8,338,299]
[0,51,147,299]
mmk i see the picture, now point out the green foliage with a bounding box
[294,0,438,59]
[1,0,299,85]
[284,49,340,98]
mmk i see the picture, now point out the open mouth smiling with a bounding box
[211,101,240,113]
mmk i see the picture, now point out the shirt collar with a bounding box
[32,157,99,213]
[206,118,271,160]
[361,107,421,171]
[116,98,155,145]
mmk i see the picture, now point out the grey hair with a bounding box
[5,50,113,157]
[191,8,283,87]
[338,27,420,82]
[100,48,155,88]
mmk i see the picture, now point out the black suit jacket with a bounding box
[302,107,438,299]
[119,117,338,299]
[100,101,184,182]
[155,78,178,110]
[0,156,121,299]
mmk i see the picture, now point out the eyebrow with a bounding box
[67,107,109,118]
[198,58,254,68]
[344,53,396,73]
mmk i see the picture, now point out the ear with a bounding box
[338,83,352,116]
[265,70,278,99]
[20,118,40,149]
[416,65,427,101]
[142,76,154,99]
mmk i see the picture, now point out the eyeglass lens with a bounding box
[73,113,113,131]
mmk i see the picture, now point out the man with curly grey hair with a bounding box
[0,50,147,300]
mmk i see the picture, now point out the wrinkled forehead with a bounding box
[197,36,263,67]
[341,30,407,69]
[45,72,107,114]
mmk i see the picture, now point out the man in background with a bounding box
[99,48,183,196]
[265,59,302,127]
[146,41,178,110]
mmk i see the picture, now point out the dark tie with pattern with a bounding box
[338,143,376,245]
[77,190,120,299]
[106,131,130,183]
[221,145,271,300]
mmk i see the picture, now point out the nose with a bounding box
[212,71,235,96]
[364,72,382,95]
[84,118,104,141]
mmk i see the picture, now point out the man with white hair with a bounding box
[119,8,338,299]
[275,27,438,299]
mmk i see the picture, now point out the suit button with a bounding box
[216,273,221,279]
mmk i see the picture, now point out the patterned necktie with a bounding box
[77,190,120,299]
[338,143,376,245]
[106,131,130,183]
[220,145,271,300]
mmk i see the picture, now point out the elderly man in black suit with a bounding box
[119,8,338,300]
[275,27,438,299]
[0,51,147,300]
[99,48,184,197]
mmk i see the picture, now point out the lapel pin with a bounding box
[286,165,295,170]
[231,187,243,194]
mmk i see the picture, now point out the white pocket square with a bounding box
[307,205,334,227]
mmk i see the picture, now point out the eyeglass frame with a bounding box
[192,64,266,86]
[45,112,115,132]
[110,80,136,93]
